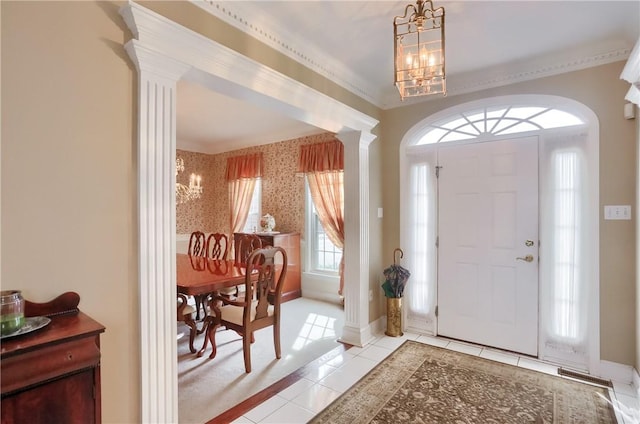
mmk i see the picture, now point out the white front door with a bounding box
[437,136,539,355]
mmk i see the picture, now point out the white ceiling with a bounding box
[177,0,640,154]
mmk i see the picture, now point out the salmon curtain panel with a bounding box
[298,140,345,295]
[226,153,263,246]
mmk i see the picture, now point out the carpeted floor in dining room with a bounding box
[177,296,346,424]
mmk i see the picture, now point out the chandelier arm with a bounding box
[175,156,203,204]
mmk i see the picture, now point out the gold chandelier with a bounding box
[394,0,446,100]
[175,157,203,204]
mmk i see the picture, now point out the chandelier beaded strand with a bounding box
[175,157,203,204]
[394,0,446,100]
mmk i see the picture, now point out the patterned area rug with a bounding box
[311,340,617,424]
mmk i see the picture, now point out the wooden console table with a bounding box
[1,292,105,424]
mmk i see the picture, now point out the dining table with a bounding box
[176,254,250,297]
[176,253,252,357]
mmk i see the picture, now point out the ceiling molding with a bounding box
[177,127,325,155]
[124,1,378,137]
[191,0,635,111]
[380,46,632,109]
[191,0,382,106]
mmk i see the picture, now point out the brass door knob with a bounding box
[516,254,534,262]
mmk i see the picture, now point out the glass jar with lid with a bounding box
[1,290,25,336]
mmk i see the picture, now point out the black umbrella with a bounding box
[382,248,411,298]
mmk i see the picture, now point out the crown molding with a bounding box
[190,0,634,111]
[177,127,325,155]
[123,0,377,135]
[380,45,632,109]
[191,0,382,106]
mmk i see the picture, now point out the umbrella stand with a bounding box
[384,248,409,337]
[385,297,403,337]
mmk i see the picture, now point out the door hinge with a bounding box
[435,165,443,178]
[435,305,439,317]
[435,236,439,248]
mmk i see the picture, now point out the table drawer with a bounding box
[1,336,100,395]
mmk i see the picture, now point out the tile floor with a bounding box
[231,331,640,424]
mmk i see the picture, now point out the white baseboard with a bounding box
[370,315,385,337]
[600,360,635,385]
[301,272,340,303]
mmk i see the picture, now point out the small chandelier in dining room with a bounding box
[394,0,446,100]
[175,156,203,204]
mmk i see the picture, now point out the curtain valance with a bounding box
[226,153,263,181]
[297,140,343,173]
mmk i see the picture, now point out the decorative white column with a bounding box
[621,37,640,105]
[337,130,377,347]
[120,2,379,419]
[124,40,189,423]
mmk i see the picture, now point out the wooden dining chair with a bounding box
[206,233,236,299]
[188,231,207,319]
[207,233,229,260]
[177,293,198,353]
[188,231,207,257]
[204,246,288,372]
[234,233,263,266]
[232,233,263,301]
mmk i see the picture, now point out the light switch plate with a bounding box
[604,205,631,220]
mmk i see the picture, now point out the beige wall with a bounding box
[2,1,140,422]
[380,62,637,366]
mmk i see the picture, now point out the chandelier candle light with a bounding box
[394,0,446,100]
[175,156,203,204]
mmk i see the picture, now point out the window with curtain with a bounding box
[241,179,262,233]
[306,183,342,274]
[298,139,345,295]
[226,153,263,246]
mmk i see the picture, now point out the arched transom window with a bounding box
[417,106,584,145]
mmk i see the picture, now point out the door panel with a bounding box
[437,137,538,355]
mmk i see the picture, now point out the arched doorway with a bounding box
[399,95,601,374]
[120,2,378,421]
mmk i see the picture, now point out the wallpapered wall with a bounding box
[177,132,336,239]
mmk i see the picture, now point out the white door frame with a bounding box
[120,2,378,422]
[399,95,600,374]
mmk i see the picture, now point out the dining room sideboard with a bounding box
[234,232,301,302]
